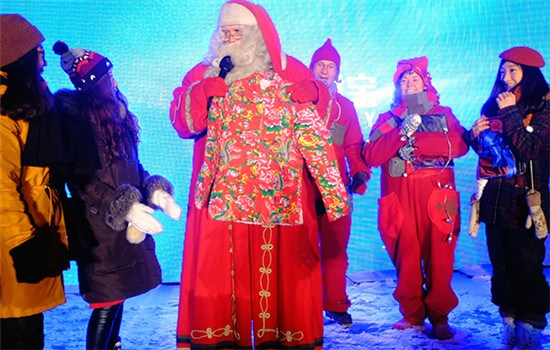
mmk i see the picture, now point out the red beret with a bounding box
[499,46,545,68]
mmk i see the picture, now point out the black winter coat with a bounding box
[465,98,550,230]
[54,89,161,304]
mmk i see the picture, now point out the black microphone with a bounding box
[219,55,234,79]
[207,56,233,110]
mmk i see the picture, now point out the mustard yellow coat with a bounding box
[0,114,67,318]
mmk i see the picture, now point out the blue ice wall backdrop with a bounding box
[3,0,548,284]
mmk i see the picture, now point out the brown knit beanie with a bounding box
[0,14,45,67]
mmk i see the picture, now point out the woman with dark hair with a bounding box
[52,41,181,350]
[0,14,69,349]
[465,46,549,349]
[363,56,469,340]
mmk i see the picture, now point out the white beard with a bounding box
[203,25,272,83]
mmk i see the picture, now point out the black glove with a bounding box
[10,225,69,283]
[348,171,369,194]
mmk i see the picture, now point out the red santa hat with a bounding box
[309,38,341,71]
[499,46,545,68]
[218,1,257,26]
[218,0,283,74]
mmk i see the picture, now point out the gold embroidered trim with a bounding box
[255,225,304,343]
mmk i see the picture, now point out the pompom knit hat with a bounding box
[309,38,341,71]
[53,41,112,91]
[0,14,45,67]
[499,46,545,68]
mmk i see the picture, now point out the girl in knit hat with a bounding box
[464,46,549,349]
[0,14,69,349]
[52,41,182,350]
[363,56,469,340]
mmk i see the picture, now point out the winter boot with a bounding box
[112,337,122,350]
[326,311,353,329]
[431,318,454,340]
[517,322,543,350]
[497,317,516,350]
[392,317,425,331]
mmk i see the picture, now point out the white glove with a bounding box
[151,190,182,220]
[125,202,163,234]
[126,223,146,244]
[400,113,422,138]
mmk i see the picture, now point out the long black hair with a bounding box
[481,59,549,117]
[78,72,140,162]
[0,47,51,121]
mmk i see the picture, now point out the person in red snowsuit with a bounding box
[169,1,343,349]
[362,56,468,340]
[308,38,371,329]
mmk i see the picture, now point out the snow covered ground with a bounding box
[43,266,549,349]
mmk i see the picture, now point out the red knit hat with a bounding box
[53,41,112,92]
[499,46,545,68]
[392,56,439,107]
[393,56,431,85]
[309,38,341,71]
[219,0,283,74]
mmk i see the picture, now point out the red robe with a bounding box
[170,56,333,348]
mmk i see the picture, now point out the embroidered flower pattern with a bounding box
[195,72,349,225]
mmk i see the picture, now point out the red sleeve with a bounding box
[412,106,469,159]
[169,63,209,139]
[338,95,370,176]
[362,111,407,167]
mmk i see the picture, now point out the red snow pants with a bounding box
[377,168,459,324]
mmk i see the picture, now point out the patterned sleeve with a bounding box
[194,101,222,210]
[500,104,550,161]
[292,103,350,221]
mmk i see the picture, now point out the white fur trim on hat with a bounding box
[218,3,257,27]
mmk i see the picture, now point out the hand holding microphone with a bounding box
[206,55,234,110]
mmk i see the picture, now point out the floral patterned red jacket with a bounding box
[194,72,349,225]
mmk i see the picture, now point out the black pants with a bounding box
[1,313,44,349]
[485,223,549,328]
[86,303,123,350]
